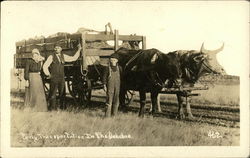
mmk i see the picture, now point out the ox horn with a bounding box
[212,43,224,54]
[200,42,224,54]
[200,42,208,53]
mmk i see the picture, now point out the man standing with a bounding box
[43,43,81,110]
[102,54,121,117]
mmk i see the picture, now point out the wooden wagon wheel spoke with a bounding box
[125,90,135,106]
[83,79,92,104]
[42,79,50,100]
[74,78,92,107]
[44,83,49,92]
[82,89,91,104]
[127,90,135,95]
[67,80,77,97]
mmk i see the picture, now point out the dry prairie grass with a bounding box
[10,73,240,147]
[159,84,239,107]
[11,107,239,147]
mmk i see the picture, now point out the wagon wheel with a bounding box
[42,76,50,100]
[124,90,135,106]
[67,77,92,107]
[43,82,50,99]
[77,79,92,107]
[66,79,77,97]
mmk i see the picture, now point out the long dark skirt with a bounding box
[24,73,47,112]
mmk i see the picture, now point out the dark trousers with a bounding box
[48,78,65,110]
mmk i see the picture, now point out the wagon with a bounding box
[14,24,146,106]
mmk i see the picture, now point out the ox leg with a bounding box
[186,96,195,120]
[149,95,162,113]
[119,81,129,112]
[177,94,185,119]
[150,91,158,115]
[157,94,162,112]
[119,88,126,111]
[149,104,152,113]
[139,90,146,117]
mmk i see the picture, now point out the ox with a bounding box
[148,43,226,119]
[115,43,226,119]
[113,48,182,117]
[169,43,226,119]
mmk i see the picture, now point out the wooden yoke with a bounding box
[81,33,88,76]
[114,30,119,51]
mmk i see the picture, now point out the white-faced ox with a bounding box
[151,43,226,119]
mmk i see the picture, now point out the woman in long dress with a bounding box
[24,48,48,112]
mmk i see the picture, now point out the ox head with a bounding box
[159,52,183,84]
[194,43,226,76]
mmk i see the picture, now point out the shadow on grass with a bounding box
[11,91,239,128]
[10,91,191,121]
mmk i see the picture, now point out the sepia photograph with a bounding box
[1,1,249,158]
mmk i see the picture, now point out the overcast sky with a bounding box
[1,1,249,76]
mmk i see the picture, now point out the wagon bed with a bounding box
[14,26,146,106]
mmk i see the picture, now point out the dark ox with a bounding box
[113,48,182,117]
[151,43,226,119]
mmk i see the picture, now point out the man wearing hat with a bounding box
[43,43,82,110]
[102,53,121,117]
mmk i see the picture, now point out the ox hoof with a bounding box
[149,110,156,115]
[187,114,195,120]
[149,108,152,113]
[119,106,129,113]
[178,113,186,120]
[148,110,153,115]
[138,113,144,118]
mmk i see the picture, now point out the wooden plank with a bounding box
[114,30,119,51]
[85,49,114,56]
[186,93,200,97]
[45,35,68,43]
[15,49,114,59]
[159,91,201,97]
[16,42,72,53]
[26,38,45,45]
[16,34,81,47]
[142,36,146,49]
[15,58,26,69]
[85,34,114,41]
[15,53,33,58]
[81,34,87,73]
[119,35,143,41]
[14,54,16,68]
[68,33,81,40]
[160,86,209,93]
[85,34,143,42]
[15,52,49,59]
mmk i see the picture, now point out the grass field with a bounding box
[10,73,240,147]
[158,84,239,107]
[11,107,239,147]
